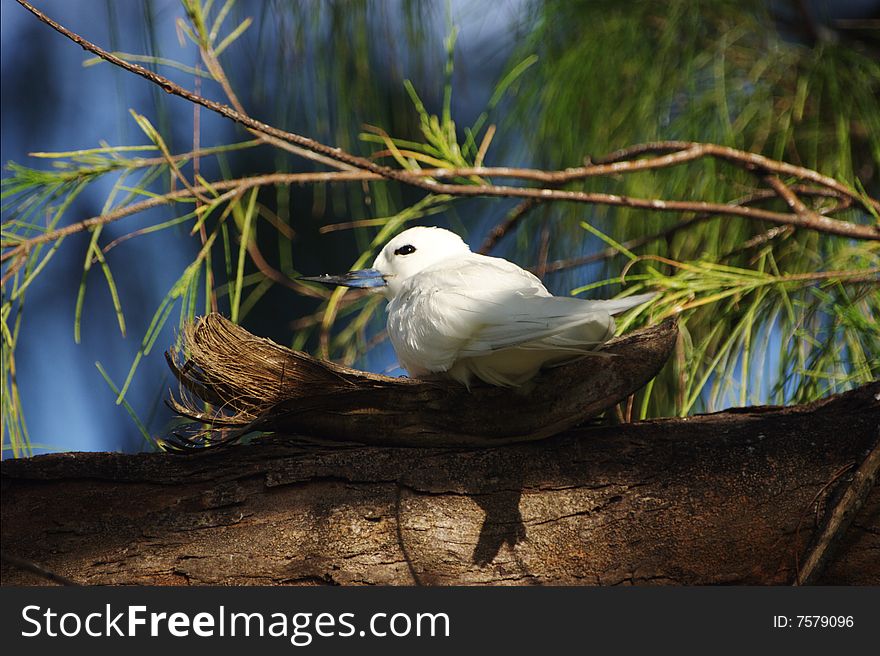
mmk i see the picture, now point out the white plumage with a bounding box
[307,226,654,387]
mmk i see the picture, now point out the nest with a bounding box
[164,313,677,451]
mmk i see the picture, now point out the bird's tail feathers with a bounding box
[588,292,656,315]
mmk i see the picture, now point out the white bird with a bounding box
[303,226,654,387]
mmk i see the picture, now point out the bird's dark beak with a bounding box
[299,268,388,289]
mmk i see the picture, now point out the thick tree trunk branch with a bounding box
[2,383,877,586]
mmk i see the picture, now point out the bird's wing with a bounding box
[388,255,653,371]
[460,292,656,354]
[388,255,548,372]
[455,295,618,356]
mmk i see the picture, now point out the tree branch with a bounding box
[13,0,880,245]
[795,435,880,585]
[2,383,877,585]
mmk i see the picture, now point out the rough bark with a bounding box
[2,383,878,586]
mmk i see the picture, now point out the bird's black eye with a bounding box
[394,244,416,256]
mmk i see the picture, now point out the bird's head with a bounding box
[301,226,471,299]
[371,227,470,297]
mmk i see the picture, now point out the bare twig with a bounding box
[197,46,357,172]
[0,551,80,586]
[537,186,845,274]
[589,141,692,164]
[244,233,332,300]
[795,436,880,585]
[0,257,26,289]
[319,218,388,234]
[479,198,541,254]
[725,225,795,260]
[535,217,551,279]
[540,215,708,275]
[761,173,854,238]
[255,202,296,240]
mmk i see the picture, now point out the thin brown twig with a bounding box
[438,179,877,240]
[811,463,857,527]
[0,552,80,586]
[192,62,218,314]
[535,217,551,279]
[153,128,212,205]
[198,46,357,172]
[790,460,857,581]
[482,184,842,261]
[795,436,880,585]
[244,234,331,300]
[320,218,387,234]
[256,202,296,240]
[479,198,541,254]
[589,141,694,164]
[100,222,174,257]
[536,185,843,275]
[769,267,880,283]
[727,225,795,260]
[596,142,867,210]
[625,393,635,423]
[763,174,831,227]
[539,215,707,275]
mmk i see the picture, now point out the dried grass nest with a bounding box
[164,313,677,451]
